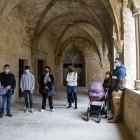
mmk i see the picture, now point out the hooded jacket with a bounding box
[113,64,126,79]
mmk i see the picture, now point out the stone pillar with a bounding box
[122,2,136,88]
[133,2,140,89]
[60,62,63,87]
[113,40,124,61]
[107,54,113,71]
[83,62,87,87]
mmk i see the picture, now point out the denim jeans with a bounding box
[1,90,12,114]
[67,86,77,93]
[24,90,33,109]
[67,86,75,103]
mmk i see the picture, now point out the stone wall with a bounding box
[0,6,31,102]
[123,88,140,140]
[58,38,110,87]
[37,32,56,85]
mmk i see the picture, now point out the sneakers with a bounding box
[71,103,74,107]
[25,108,29,113]
[40,109,45,112]
[0,114,3,118]
[7,113,13,117]
[30,108,33,113]
[50,109,55,112]
[65,102,69,107]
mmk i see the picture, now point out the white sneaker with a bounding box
[25,108,29,113]
[50,109,55,112]
[71,103,75,107]
[65,103,69,107]
[30,108,33,113]
[40,109,45,112]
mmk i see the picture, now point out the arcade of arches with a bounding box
[0,0,140,140]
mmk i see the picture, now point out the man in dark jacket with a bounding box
[0,64,16,118]
[108,58,126,123]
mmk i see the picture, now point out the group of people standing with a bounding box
[103,58,126,123]
[0,57,126,123]
[0,65,57,118]
[0,64,78,118]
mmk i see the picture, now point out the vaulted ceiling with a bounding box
[0,0,122,58]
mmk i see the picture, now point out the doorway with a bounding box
[38,60,44,90]
[19,60,24,97]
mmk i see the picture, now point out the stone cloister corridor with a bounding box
[0,87,133,140]
[0,0,140,140]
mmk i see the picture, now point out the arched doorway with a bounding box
[63,48,84,86]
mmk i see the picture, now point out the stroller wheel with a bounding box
[97,113,101,123]
[87,111,90,121]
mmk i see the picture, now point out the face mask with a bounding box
[45,70,49,74]
[106,75,109,78]
[5,69,9,73]
[25,70,29,73]
[114,63,117,68]
[70,70,74,72]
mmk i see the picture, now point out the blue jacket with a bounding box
[113,64,126,79]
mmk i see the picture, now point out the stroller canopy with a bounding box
[88,82,105,101]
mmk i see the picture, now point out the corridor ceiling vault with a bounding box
[0,0,122,61]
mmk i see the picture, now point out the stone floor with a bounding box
[0,87,133,140]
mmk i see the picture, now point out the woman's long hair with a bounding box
[69,67,77,74]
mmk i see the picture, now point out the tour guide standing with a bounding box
[0,64,16,118]
[20,66,35,113]
[108,58,126,123]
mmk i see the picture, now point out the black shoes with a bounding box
[67,106,71,108]
[0,113,13,118]
[75,104,77,109]
[7,113,13,117]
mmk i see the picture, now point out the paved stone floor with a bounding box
[0,87,133,140]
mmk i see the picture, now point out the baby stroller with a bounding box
[87,82,108,123]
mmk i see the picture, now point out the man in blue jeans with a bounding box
[0,64,16,118]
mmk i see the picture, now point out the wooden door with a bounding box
[38,60,44,90]
[19,60,24,97]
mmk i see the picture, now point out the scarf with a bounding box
[104,77,111,87]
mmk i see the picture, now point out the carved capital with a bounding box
[100,61,106,69]
[133,2,140,16]
[113,40,124,59]
[114,40,124,53]
[107,54,112,62]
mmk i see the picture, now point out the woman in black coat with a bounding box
[40,66,55,112]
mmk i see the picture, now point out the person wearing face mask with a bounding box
[20,66,35,113]
[108,58,126,123]
[0,64,16,118]
[65,65,75,107]
[66,67,78,109]
[103,71,112,114]
[40,66,55,112]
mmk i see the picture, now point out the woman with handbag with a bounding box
[40,66,55,112]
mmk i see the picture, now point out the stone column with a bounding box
[107,54,113,71]
[113,40,124,61]
[122,1,136,88]
[60,62,63,87]
[132,2,140,89]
